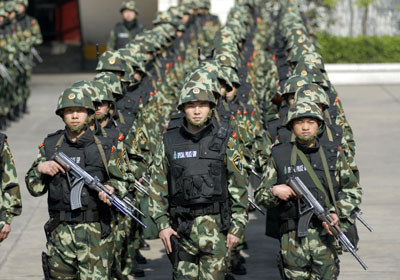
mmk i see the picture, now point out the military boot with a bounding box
[135,250,147,264]
[231,251,247,275]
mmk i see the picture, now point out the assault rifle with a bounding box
[53,152,147,228]
[134,176,150,196]
[13,59,24,73]
[0,63,12,84]
[287,176,367,270]
[249,196,265,215]
[31,46,43,63]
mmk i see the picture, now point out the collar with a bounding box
[65,127,94,147]
[181,117,213,142]
[295,137,320,153]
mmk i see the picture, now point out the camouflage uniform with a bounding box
[107,0,144,51]
[0,133,22,241]
[25,88,129,279]
[255,102,362,280]
[149,74,248,280]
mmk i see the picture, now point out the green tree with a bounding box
[355,0,378,35]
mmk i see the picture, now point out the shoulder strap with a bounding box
[319,147,338,212]
[55,134,65,151]
[93,135,110,179]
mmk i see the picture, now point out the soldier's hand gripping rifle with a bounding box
[53,152,147,228]
[286,176,367,270]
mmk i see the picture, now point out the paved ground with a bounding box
[0,74,399,279]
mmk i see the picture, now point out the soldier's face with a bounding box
[63,107,89,128]
[184,101,211,127]
[17,4,25,14]
[122,10,136,22]
[292,117,319,141]
[226,86,237,100]
[95,102,110,118]
[181,14,190,24]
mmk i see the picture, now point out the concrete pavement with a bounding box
[0,74,399,279]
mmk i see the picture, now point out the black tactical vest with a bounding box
[271,141,340,222]
[163,114,231,207]
[43,129,114,213]
[116,83,144,128]
[267,105,289,141]
[114,20,144,50]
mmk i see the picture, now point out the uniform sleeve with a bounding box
[0,141,22,225]
[255,156,280,208]
[225,134,249,238]
[31,19,43,46]
[335,149,362,220]
[25,145,48,197]
[148,143,171,232]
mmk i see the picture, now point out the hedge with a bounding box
[316,32,400,63]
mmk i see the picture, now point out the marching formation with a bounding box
[0,0,367,279]
[0,0,42,130]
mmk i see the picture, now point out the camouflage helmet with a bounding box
[153,10,173,26]
[299,52,326,72]
[282,75,313,96]
[71,80,101,104]
[96,51,127,73]
[214,49,240,70]
[130,34,157,53]
[56,87,96,116]
[0,2,6,17]
[285,101,324,128]
[5,0,18,13]
[15,0,28,7]
[293,62,329,90]
[198,0,211,10]
[91,80,115,104]
[94,72,123,96]
[184,62,221,93]
[286,41,316,64]
[120,0,138,13]
[294,83,330,109]
[178,72,217,111]
[117,48,146,73]
[221,66,240,87]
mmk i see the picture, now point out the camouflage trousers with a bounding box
[111,213,137,279]
[174,214,227,280]
[281,228,340,280]
[45,222,114,279]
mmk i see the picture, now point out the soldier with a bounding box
[107,0,144,51]
[149,73,248,279]
[25,88,129,279]
[255,102,362,279]
[14,0,42,114]
[0,132,22,242]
